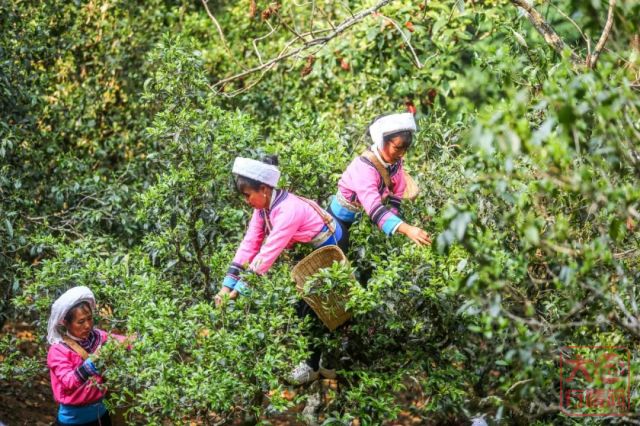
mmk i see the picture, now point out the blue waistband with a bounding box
[329,197,358,223]
[315,222,343,248]
[58,400,107,424]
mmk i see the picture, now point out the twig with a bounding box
[506,379,532,395]
[511,0,584,66]
[587,0,616,68]
[276,11,309,44]
[309,0,318,37]
[252,21,279,65]
[201,0,245,70]
[315,4,337,31]
[542,240,579,256]
[212,0,395,91]
[619,416,640,425]
[580,282,640,338]
[201,0,230,49]
[213,66,275,98]
[547,2,589,51]
[614,248,638,259]
[378,14,423,68]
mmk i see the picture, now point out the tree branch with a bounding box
[211,0,395,91]
[587,0,616,68]
[377,13,423,68]
[511,0,584,66]
[201,0,229,49]
[201,0,246,71]
[548,2,589,54]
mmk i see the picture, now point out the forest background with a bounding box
[1,0,639,424]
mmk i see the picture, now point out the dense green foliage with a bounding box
[2,0,639,424]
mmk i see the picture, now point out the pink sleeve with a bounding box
[232,210,265,267]
[352,162,400,232]
[388,162,406,216]
[248,206,302,275]
[110,333,127,343]
[47,345,82,392]
[100,329,127,345]
[391,162,407,199]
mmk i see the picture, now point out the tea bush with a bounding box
[2,0,639,424]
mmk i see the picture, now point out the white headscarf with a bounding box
[232,157,281,188]
[47,286,96,345]
[369,113,417,150]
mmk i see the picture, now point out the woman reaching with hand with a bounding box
[216,155,343,385]
[47,286,128,426]
[328,112,431,252]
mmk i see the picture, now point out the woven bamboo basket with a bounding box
[402,171,420,201]
[291,245,353,331]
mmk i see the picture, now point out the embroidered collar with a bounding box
[269,189,277,210]
[265,189,288,213]
[65,329,101,354]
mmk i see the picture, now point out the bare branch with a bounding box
[511,0,584,66]
[377,13,423,68]
[211,0,395,92]
[547,2,589,51]
[201,0,229,49]
[315,4,337,31]
[587,0,616,68]
[276,11,310,44]
[252,21,279,65]
[201,0,246,71]
[215,67,274,98]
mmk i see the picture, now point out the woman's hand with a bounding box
[397,223,432,246]
[214,286,233,307]
[123,333,138,346]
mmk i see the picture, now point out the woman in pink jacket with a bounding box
[216,155,342,385]
[328,112,431,252]
[47,286,125,426]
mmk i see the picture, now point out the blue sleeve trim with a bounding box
[234,281,251,297]
[74,364,92,382]
[382,214,403,236]
[222,275,238,290]
[84,358,99,375]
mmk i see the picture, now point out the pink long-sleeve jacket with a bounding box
[47,329,125,406]
[230,190,326,277]
[333,152,407,235]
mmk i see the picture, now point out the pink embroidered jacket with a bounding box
[47,329,125,406]
[333,153,407,235]
[228,190,326,279]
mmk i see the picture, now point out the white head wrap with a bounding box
[232,157,280,188]
[47,286,96,345]
[369,113,417,149]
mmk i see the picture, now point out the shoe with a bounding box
[319,356,337,379]
[288,361,320,385]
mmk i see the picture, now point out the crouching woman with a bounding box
[47,286,126,426]
[217,155,342,300]
[217,155,342,384]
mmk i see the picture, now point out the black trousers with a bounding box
[296,299,325,370]
[328,205,352,254]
